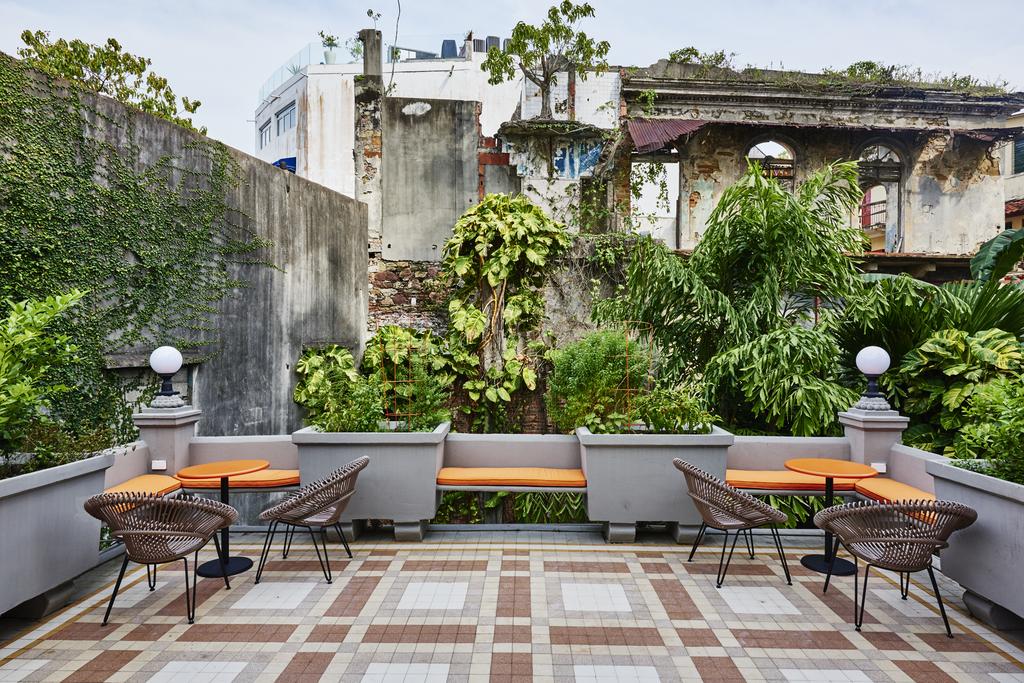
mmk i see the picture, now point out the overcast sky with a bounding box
[2,0,1021,154]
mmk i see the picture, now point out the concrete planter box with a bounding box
[0,451,114,615]
[294,422,449,541]
[928,458,1024,623]
[578,426,734,543]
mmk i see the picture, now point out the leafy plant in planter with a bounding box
[545,330,649,433]
[0,291,82,462]
[442,193,571,432]
[361,326,451,431]
[887,328,1023,454]
[293,345,383,432]
[954,376,1024,484]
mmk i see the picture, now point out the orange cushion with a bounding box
[726,469,858,491]
[437,467,587,488]
[855,477,935,502]
[178,469,301,489]
[105,474,182,496]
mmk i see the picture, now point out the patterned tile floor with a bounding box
[1,530,1023,682]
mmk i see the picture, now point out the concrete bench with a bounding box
[726,469,935,502]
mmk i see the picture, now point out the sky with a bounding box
[1,0,1021,154]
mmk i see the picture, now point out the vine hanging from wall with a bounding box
[0,53,269,443]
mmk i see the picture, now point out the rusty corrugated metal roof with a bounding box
[627,118,706,153]
[1007,199,1024,217]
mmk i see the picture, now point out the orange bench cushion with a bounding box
[177,469,301,489]
[854,477,935,502]
[437,467,587,488]
[726,469,858,491]
[105,474,182,496]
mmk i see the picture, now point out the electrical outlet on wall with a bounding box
[151,459,167,471]
[871,462,887,473]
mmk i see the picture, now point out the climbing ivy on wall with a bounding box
[0,54,267,442]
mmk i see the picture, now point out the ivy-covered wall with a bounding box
[0,53,368,437]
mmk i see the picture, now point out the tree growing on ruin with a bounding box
[481,1,610,119]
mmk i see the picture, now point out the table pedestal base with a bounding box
[197,556,253,578]
[800,554,856,576]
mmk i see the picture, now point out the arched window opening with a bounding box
[857,143,903,252]
[746,140,795,189]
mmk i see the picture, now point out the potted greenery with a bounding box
[319,31,339,64]
[0,291,120,615]
[546,330,733,543]
[292,328,451,541]
[926,376,1024,624]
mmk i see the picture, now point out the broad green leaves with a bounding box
[970,228,1024,283]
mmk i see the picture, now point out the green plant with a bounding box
[955,377,1024,484]
[595,161,866,435]
[545,330,650,433]
[362,326,450,430]
[758,494,826,529]
[442,193,571,432]
[318,31,340,49]
[632,387,715,434]
[0,291,82,457]
[481,1,610,119]
[887,328,1023,454]
[1,53,267,444]
[667,47,735,75]
[433,492,483,523]
[17,30,204,132]
[512,491,587,523]
[293,345,384,432]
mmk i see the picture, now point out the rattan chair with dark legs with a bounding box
[255,456,369,584]
[84,493,238,625]
[673,459,792,587]
[814,500,977,637]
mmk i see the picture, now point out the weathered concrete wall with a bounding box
[382,97,479,261]
[75,87,367,436]
[299,74,356,197]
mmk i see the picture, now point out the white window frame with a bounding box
[258,121,272,149]
[276,102,296,135]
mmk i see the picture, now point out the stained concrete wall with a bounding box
[382,97,479,261]
[68,83,367,436]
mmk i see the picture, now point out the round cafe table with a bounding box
[784,458,878,577]
[175,459,269,578]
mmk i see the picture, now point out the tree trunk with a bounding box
[539,85,553,119]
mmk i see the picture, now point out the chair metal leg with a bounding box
[335,524,353,559]
[899,572,910,600]
[282,524,295,559]
[716,529,741,588]
[822,536,841,593]
[255,521,279,584]
[146,564,156,591]
[769,524,791,585]
[854,561,871,631]
[183,555,198,624]
[212,534,231,590]
[688,523,707,562]
[102,554,130,626]
[927,564,954,638]
[308,525,332,583]
[744,528,755,559]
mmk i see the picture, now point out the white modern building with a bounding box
[254,36,525,198]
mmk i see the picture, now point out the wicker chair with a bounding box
[814,500,977,637]
[673,459,791,587]
[84,493,238,625]
[255,456,369,584]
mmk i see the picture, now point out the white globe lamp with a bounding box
[854,346,890,410]
[149,346,184,408]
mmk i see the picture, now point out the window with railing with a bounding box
[259,122,272,149]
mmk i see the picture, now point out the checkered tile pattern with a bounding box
[1,533,1022,682]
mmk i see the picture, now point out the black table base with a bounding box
[197,556,253,578]
[800,554,856,576]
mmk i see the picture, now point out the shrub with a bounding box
[293,345,383,432]
[632,387,715,435]
[0,291,82,458]
[362,326,450,431]
[545,330,650,434]
[954,377,1024,485]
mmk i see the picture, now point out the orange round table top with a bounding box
[175,459,270,481]
[785,458,878,480]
